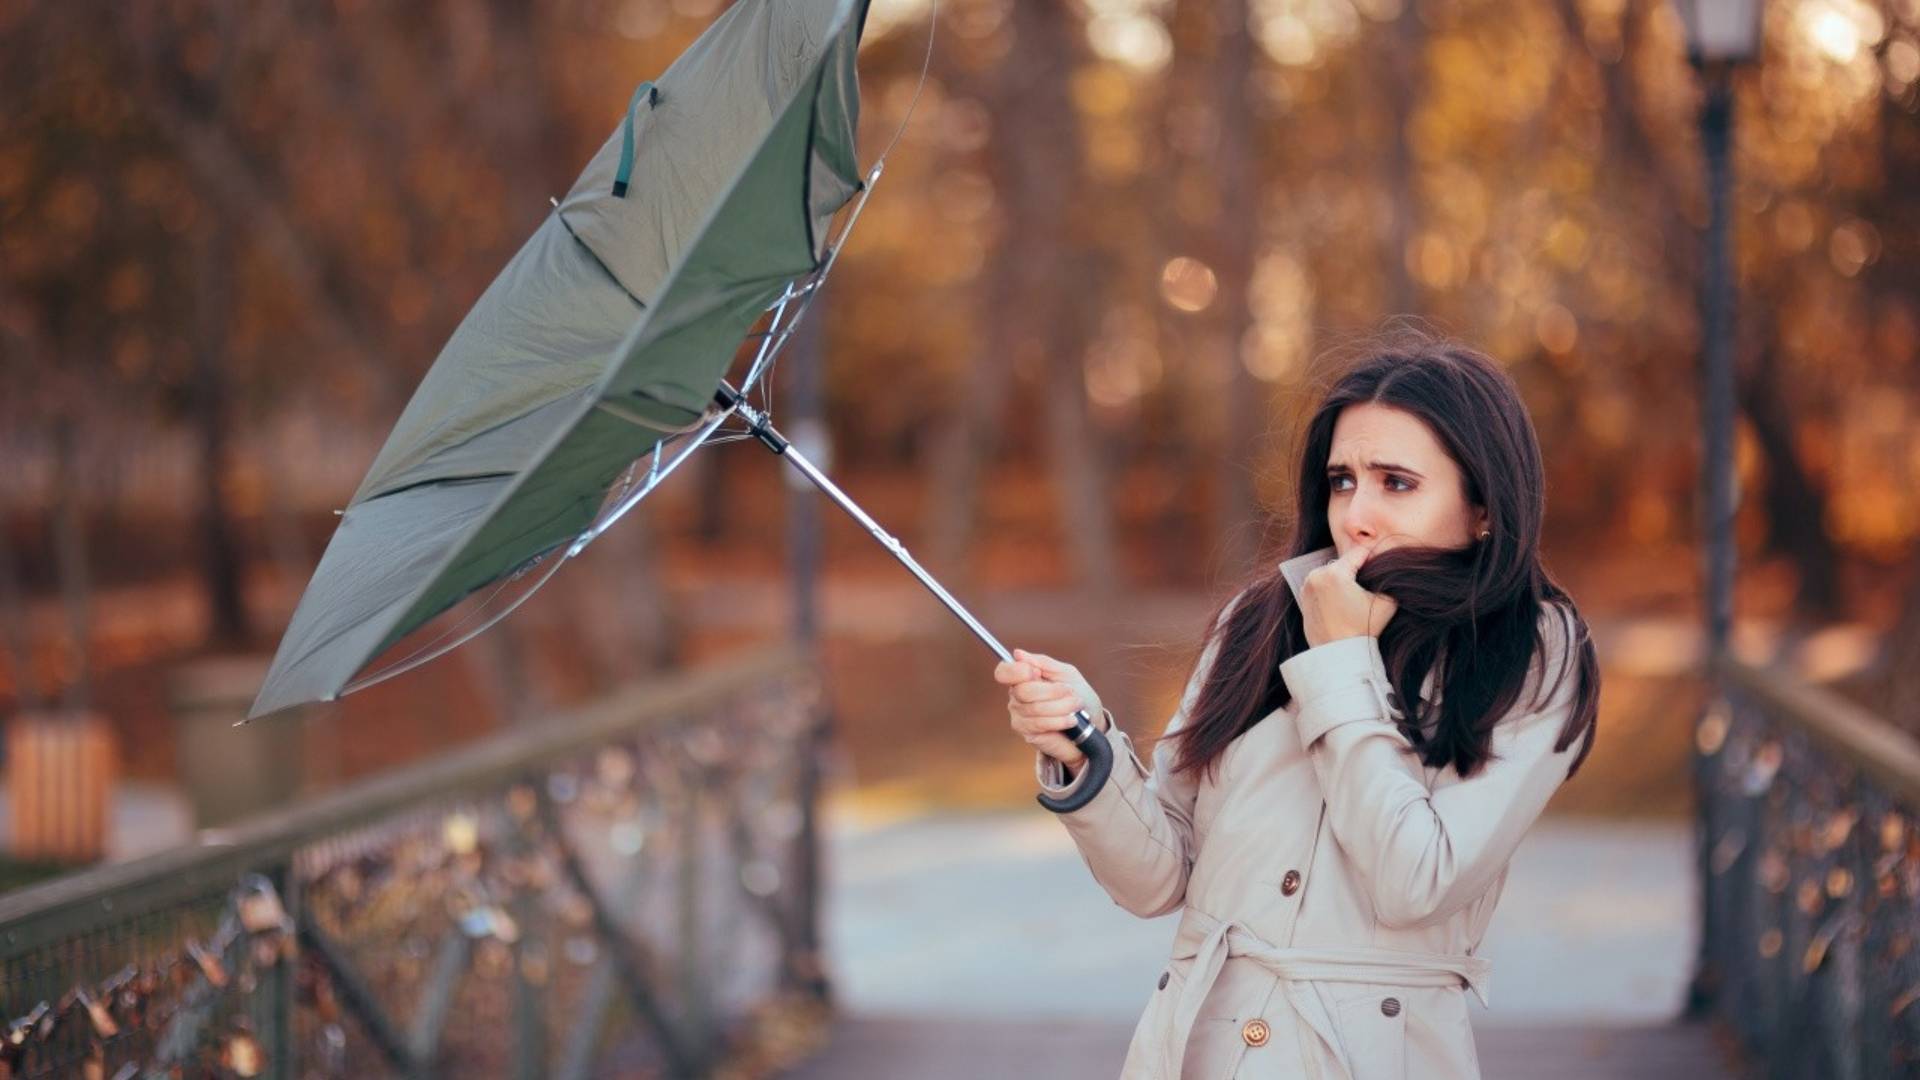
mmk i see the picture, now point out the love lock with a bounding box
[458,905,522,945]
[237,883,289,934]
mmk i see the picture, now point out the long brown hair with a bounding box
[1168,337,1600,779]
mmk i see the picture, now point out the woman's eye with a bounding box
[1386,474,1416,492]
[1328,474,1353,491]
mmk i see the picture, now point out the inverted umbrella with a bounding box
[251,0,1111,812]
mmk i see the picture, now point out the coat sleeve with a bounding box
[1032,609,1235,919]
[1277,604,1587,930]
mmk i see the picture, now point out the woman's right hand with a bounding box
[994,648,1108,766]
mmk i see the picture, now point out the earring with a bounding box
[1478,529,1491,541]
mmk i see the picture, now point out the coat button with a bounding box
[1280,870,1301,896]
[1380,997,1402,1017]
[1157,971,1169,990]
[1241,1019,1270,1047]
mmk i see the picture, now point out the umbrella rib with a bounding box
[739,282,801,396]
[568,401,735,556]
[739,159,884,402]
[591,398,717,434]
[740,0,910,407]
[869,0,936,169]
[339,544,570,698]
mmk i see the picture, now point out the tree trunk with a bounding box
[1207,0,1262,579]
[1018,2,1117,594]
[1381,6,1423,318]
[922,233,1018,581]
[0,298,46,713]
[921,58,1030,579]
[924,3,1117,594]
[50,420,92,714]
[0,512,42,713]
[1737,344,1841,618]
[193,222,251,647]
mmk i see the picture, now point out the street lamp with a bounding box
[1673,0,1762,1022]
[1676,0,1761,665]
[1673,0,1764,64]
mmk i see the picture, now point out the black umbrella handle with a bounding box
[1035,709,1114,815]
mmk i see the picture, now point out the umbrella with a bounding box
[251,0,1112,812]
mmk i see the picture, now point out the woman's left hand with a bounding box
[1299,544,1399,648]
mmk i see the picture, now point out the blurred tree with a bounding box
[1381,2,1425,318]
[925,0,1119,594]
[50,419,93,713]
[2,0,1920,723]
[1160,0,1263,574]
[191,212,248,644]
[0,519,37,713]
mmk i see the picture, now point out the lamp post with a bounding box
[1676,0,1762,663]
[1673,0,1762,1020]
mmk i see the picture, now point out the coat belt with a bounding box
[1160,908,1491,1080]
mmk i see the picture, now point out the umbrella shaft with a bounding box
[718,384,1013,666]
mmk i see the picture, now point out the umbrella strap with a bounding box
[612,81,659,198]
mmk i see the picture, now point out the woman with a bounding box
[994,338,1601,1079]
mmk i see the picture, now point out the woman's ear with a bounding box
[1472,507,1490,539]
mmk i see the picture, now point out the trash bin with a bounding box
[6,710,116,862]
[170,656,304,830]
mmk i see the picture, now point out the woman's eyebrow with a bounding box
[1349,460,1425,479]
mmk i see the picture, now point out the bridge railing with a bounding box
[1700,654,1920,1079]
[0,646,827,1079]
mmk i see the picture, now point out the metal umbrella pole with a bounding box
[713,381,1112,813]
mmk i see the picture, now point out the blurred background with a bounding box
[0,0,1915,1075]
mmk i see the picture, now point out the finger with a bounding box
[1307,557,1351,586]
[1011,708,1081,735]
[1031,734,1083,765]
[1016,695,1085,719]
[1009,694,1081,721]
[1020,650,1076,679]
[1338,543,1371,574]
[993,661,1034,684]
[1015,647,1056,672]
[1028,683,1077,705]
[1012,681,1074,704]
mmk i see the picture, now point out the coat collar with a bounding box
[1277,545,1340,605]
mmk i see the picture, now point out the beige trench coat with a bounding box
[1036,545,1585,1080]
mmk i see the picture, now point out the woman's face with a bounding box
[1324,402,1487,559]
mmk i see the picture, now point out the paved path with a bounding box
[781,811,1743,1078]
[783,1017,1736,1079]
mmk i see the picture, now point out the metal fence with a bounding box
[1698,654,1920,1079]
[0,646,828,1079]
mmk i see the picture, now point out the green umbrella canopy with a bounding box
[251,0,868,719]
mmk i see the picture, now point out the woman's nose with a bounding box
[1345,491,1380,543]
